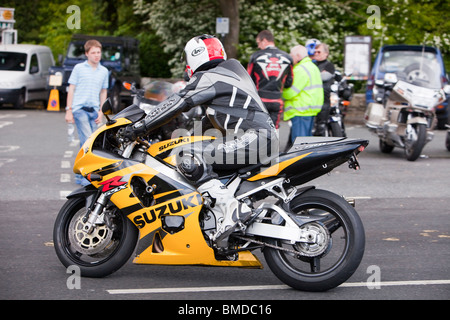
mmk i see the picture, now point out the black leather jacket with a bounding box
[130,59,277,139]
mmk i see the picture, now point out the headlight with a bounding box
[330,92,339,107]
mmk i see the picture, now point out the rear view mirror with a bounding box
[101,98,116,125]
[102,98,113,115]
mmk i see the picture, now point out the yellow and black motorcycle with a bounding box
[54,99,369,292]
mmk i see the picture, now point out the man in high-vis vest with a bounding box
[282,45,323,142]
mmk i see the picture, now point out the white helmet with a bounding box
[183,35,227,78]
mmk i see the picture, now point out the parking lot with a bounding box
[0,108,449,301]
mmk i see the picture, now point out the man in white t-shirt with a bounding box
[65,39,109,185]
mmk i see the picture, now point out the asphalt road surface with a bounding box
[0,108,449,303]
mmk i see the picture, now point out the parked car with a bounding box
[0,44,54,108]
[366,45,449,129]
[48,34,141,113]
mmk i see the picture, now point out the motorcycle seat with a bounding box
[286,136,346,153]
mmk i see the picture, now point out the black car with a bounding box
[48,34,141,113]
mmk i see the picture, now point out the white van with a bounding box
[0,44,54,108]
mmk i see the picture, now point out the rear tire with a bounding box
[53,197,138,278]
[263,189,365,292]
[404,123,426,161]
[379,139,394,153]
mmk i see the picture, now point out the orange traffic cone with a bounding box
[47,89,60,111]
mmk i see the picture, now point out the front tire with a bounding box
[263,189,365,292]
[53,197,139,277]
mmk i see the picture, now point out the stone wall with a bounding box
[345,93,366,125]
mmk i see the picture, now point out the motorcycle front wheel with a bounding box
[53,197,139,278]
[263,189,365,292]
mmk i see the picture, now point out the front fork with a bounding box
[82,193,109,234]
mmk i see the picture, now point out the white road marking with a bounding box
[60,173,71,183]
[61,160,71,168]
[0,158,16,168]
[70,140,80,147]
[0,113,27,119]
[0,121,13,129]
[64,151,73,158]
[0,146,20,153]
[107,279,450,295]
[60,191,71,200]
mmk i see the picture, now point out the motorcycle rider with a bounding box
[121,35,278,248]
[247,30,293,129]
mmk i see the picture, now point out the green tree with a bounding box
[6,0,449,77]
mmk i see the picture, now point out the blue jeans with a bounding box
[73,107,99,148]
[73,107,99,186]
[290,116,314,142]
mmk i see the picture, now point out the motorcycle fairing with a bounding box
[244,137,368,182]
[74,128,261,267]
[129,189,261,267]
[73,118,132,175]
[147,135,216,166]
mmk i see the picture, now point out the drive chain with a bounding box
[233,235,313,258]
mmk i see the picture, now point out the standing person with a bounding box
[121,35,277,248]
[282,45,323,142]
[247,30,293,129]
[65,39,109,185]
[312,43,336,136]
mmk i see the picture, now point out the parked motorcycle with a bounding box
[327,71,354,137]
[53,98,368,292]
[365,71,447,161]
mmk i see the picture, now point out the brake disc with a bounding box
[68,210,114,255]
[294,222,331,257]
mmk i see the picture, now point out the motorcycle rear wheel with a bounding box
[404,123,426,161]
[53,197,139,278]
[263,189,365,292]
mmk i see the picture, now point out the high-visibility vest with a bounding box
[282,57,324,120]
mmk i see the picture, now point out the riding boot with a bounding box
[197,179,252,248]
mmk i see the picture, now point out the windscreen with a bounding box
[67,43,122,62]
[0,52,27,71]
[378,50,441,89]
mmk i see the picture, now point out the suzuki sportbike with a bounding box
[365,71,447,161]
[54,100,368,292]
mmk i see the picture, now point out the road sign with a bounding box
[216,17,229,37]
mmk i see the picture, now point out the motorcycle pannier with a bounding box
[364,102,384,127]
